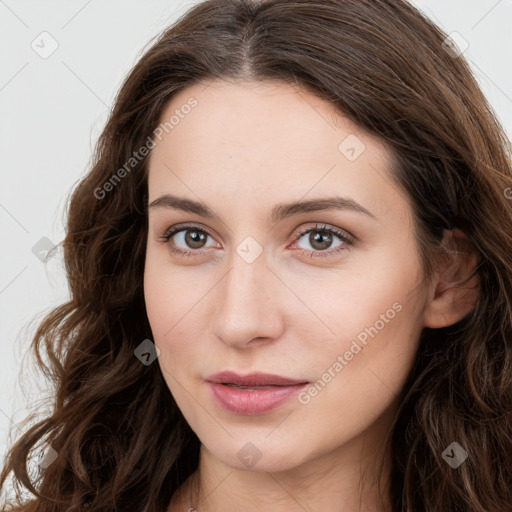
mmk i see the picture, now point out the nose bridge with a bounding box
[212,247,283,347]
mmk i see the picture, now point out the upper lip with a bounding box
[206,371,308,386]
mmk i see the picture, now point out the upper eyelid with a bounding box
[163,222,218,240]
[295,223,354,241]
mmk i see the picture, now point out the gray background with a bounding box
[1,0,511,500]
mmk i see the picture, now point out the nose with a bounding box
[211,252,285,349]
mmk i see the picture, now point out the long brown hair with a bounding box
[2,0,512,510]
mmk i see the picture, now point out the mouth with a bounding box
[205,370,309,387]
[205,371,309,415]
[221,384,285,389]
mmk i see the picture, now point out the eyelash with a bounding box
[159,222,354,259]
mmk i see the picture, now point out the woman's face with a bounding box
[144,79,431,473]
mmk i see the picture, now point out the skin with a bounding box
[143,79,479,512]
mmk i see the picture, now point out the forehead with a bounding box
[147,79,408,225]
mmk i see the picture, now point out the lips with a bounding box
[205,371,308,387]
[205,371,309,415]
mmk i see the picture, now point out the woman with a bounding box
[2,0,511,510]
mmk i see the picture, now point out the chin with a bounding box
[205,437,310,474]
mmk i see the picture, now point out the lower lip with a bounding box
[207,382,308,415]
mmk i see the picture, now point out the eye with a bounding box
[159,223,218,257]
[290,223,354,258]
[158,222,354,258]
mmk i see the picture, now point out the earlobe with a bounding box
[423,228,481,329]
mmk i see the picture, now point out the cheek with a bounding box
[290,279,424,448]
[143,258,220,434]
[143,251,213,378]
[144,251,184,370]
[143,247,201,337]
[296,243,426,401]
[143,256,169,338]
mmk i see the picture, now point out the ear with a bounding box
[423,228,480,329]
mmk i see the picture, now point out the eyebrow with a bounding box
[147,194,376,223]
